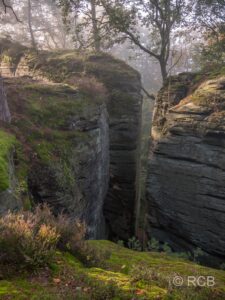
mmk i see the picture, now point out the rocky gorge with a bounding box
[147,72,225,266]
[0,39,225,266]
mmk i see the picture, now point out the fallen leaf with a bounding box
[53,278,61,284]
[135,289,145,295]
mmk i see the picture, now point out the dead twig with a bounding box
[1,0,21,22]
[141,86,155,101]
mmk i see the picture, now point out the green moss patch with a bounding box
[0,241,225,299]
[187,77,225,108]
[0,130,16,192]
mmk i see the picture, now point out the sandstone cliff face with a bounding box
[1,79,110,239]
[27,102,109,239]
[94,58,143,240]
[147,73,225,264]
[0,39,142,239]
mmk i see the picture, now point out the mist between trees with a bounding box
[0,0,224,93]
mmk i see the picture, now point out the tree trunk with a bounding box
[90,0,101,52]
[0,78,11,123]
[28,0,36,49]
[159,58,168,83]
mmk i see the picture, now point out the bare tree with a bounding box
[102,0,185,82]
[27,0,36,48]
[56,0,120,51]
[90,0,101,51]
[0,0,72,50]
[0,0,20,124]
[0,0,19,21]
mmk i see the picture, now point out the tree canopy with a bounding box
[0,0,225,87]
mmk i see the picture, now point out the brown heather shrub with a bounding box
[55,213,86,252]
[0,204,86,270]
[67,75,107,101]
[33,204,86,252]
[0,211,59,269]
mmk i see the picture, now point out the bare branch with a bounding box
[167,49,183,74]
[141,86,155,101]
[1,0,21,22]
[124,30,160,60]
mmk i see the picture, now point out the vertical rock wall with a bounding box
[87,56,143,240]
[147,74,225,265]
[27,103,109,239]
[105,88,142,240]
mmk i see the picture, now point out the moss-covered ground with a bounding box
[0,130,16,192]
[0,240,224,300]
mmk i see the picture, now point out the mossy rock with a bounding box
[3,77,105,216]
[190,77,225,108]
[0,38,140,95]
[0,130,16,192]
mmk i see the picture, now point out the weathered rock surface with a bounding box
[27,102,109,239]
[0,78,11,123]
[96,59,142,240]
[0,39,142,239]
[147,73,225,264]
[2,79,110,238]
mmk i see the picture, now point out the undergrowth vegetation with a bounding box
[0,209,224,299]
[126,236,205,264]
[0,203,213,277]
[0,205,85,271]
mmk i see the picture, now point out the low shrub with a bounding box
[0,211,59,269]
[162,242,172,254]
[117,240,124,247]
[127,236,142,251]
[33,204,86,253]
[67,75,107,102]
[193,247,204,263]
[0,204,86,270]
[146,238,160,251]
[78,243,111,268]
